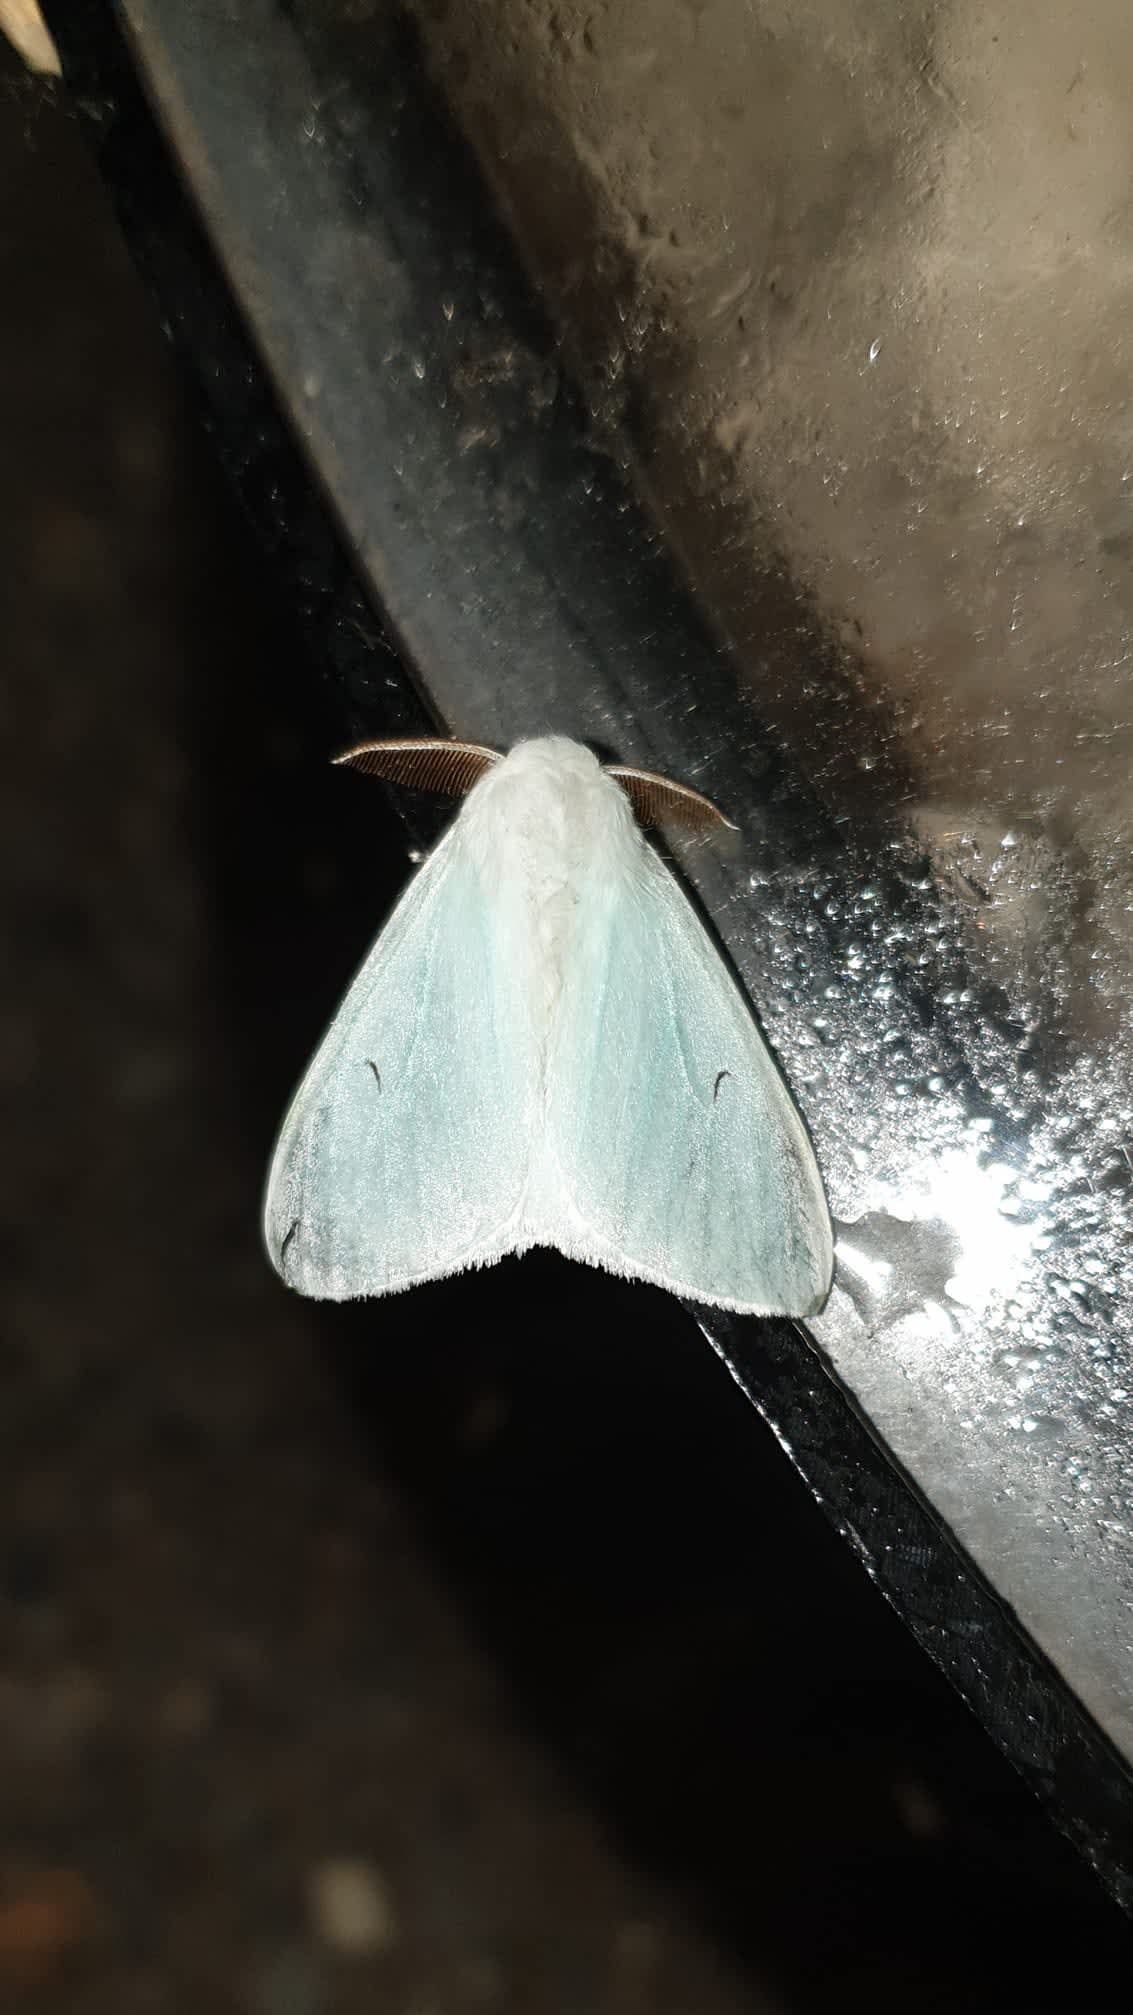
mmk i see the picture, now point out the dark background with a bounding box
[1,38,1130,2013]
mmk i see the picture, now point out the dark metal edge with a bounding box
[41,0,439,781]
[698,1307,1133,1913]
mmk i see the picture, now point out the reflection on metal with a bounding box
[45,0,1133,1890]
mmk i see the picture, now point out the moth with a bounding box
[263,735,833,1314]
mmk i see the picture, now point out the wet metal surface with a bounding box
[58,0,1133,1803]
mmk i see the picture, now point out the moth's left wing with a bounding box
[263,826,538,1298]
[543,843,833,1315]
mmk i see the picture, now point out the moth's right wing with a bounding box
[543,840,833,1316]
[263,828,538,1298]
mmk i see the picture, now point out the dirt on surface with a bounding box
[1,34,1130,2015]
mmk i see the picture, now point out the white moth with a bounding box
[263,735,833,1315]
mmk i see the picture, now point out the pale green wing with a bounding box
[263,830,537,1298]
[543,844,833,1315]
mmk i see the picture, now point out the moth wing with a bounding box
[263,826,536,1298]
[544,845,833,1314]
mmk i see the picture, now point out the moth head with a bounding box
[333,737,736,833]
